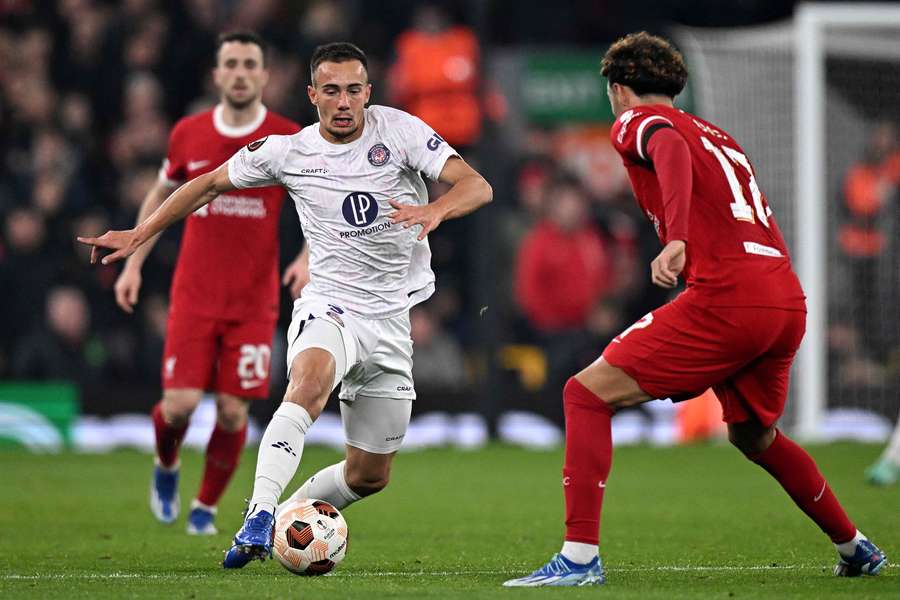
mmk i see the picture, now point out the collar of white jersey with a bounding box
[213,103,268,138]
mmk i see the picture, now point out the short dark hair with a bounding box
[310,42,368,84]
[601,31,688,98]
[216,30,268,66]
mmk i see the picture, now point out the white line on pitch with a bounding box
[4,563,894,581]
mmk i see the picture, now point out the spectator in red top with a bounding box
[515,174,611,333]
[515,173,612,400]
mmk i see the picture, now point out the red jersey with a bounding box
[160,105,301,321]
[610,104,805,309]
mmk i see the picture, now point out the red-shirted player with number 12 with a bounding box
[113,31,303,535]
[505,32,886,587]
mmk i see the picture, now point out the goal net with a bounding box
[676,3,900,439]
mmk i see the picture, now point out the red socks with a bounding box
[152,401,188,468]
[748,430,856,543]
[563,377,615,545]
[197,423,247,507]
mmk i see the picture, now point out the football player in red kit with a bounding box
[114,31,304,535]
[505,32,886,587]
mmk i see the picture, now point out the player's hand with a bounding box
[650,240,686,289]
[282,254,310,299]
[76,229,140,266]
[114,266,142,314]
[387,199,445,241]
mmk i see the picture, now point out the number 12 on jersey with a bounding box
[701,136,769,228]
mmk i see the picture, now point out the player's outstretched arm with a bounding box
[388,157,492,241]
[78,163,236,266]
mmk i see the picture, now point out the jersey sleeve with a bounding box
[611,109,675,163]
[159,120,188,187]
[227,134,290,189]
[646,127,692,243]
[396,112,459,181]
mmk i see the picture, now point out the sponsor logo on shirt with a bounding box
[426,132,445,151]
[192,195,267,219]
[301,168,328,174]
[341,192,379,227]
[367,143,391,166]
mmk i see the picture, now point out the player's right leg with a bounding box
[224,315,348,569]
[504,358,649,587]
[151,388,203,524]
[153,309,218,524]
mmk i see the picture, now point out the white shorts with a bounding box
[286,296,416,401]
[341,395,412,454]
[285,297,415,453]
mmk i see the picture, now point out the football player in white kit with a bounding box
[77,42,493,568]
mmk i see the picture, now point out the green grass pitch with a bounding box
[1,442,897,598]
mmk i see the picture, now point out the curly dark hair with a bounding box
[601,31,688,98]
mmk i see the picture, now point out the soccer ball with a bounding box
[273,498,349,575]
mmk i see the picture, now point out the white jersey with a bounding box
[227,105,458,319]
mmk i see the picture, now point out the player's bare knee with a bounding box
[345,467,390,497]
[162,389,202,427]
[728,421,776,455]
[572,359,649,410]
[284,373,331,419]
[216,395,249,431]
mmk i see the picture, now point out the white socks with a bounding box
[285,460,361,510]
[248,402,313,516]
[560,541,598,565]
[835,529,865,557]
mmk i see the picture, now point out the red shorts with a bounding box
[602,291,806,427]
[162,309,277,399]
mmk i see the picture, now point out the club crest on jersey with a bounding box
[247,136,268,152]
[367,143,391,166]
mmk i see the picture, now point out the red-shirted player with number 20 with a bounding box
[113,31,303,536]
[505,32,886,587]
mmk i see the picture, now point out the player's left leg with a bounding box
[719,306,886,578]
[187,393,249,535]
[284,395,411,509]
[729,419,887,576]
[866,409,900,486]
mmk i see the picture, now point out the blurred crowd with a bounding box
[0,0,804,420]
[831,121,900,414]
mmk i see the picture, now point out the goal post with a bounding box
[677,3,900,441]
[795,3,900,440]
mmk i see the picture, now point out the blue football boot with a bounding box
[222,506,275,569]
[503,553,605,587]
[186,500,218,535]
[834,538,887,577]
[150,462,180,524]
